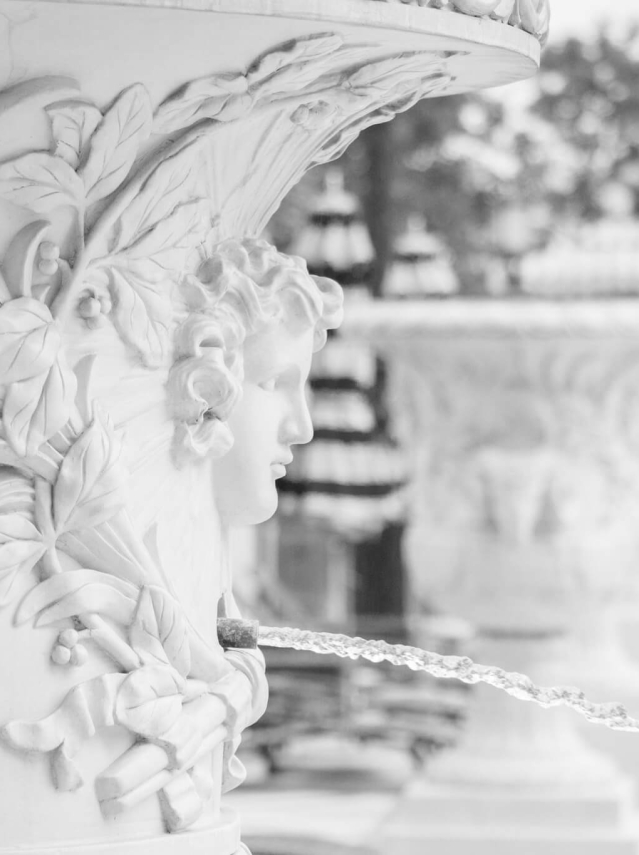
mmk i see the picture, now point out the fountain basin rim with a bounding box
[5,0,540,62]
[342,298,639,339]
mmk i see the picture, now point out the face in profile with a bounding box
[211,320,315,526]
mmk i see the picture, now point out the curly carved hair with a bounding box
[169,238,343,466]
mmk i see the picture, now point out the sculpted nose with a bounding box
[295,400,314,446]
[283,388,314,447]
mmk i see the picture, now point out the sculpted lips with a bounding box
[271,452,293,479]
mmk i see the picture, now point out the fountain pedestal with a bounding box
[345,299,639,854]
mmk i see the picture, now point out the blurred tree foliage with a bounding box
[533,26,639,218]
[269,27,639,294]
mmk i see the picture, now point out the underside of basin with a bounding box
[0,0,540,238]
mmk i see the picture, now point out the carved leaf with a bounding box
[247,33,343,96]
[2,221,52,299]
[313,71,447,169]
[0,152,84,213]
[107,268,171,367]
[121,199,210,278]
[16,568,138,625]
[0,470,35,516]
[0,298,60,384]
[57,516,152,587]
[0,514,43,606]
[46,99,103,170]
[154,74,250,135]
[110,142,203,254]
[3,352,77,457]
[115,665,185,738]
[34,580,138,627]
[130,586,191,677]
[102,200,209,365]
[0,77,79,120]
[0,439,46,481]
[346,54,431,95]
[80,84,152,206]
[53,407,125,532]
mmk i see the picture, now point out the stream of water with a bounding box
[259,625,639,733]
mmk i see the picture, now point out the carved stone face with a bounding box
[212,320,315,525]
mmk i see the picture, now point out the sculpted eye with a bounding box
[259,377,277,392]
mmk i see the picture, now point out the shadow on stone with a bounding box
[246,836,374,855]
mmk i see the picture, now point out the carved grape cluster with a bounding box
[77,290,113,329]
[52,628,88,667]
[37,241,60,277]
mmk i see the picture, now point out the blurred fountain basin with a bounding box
[342,299,639,679]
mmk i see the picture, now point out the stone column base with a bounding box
[0,809,241,855]
[377,778,639,855]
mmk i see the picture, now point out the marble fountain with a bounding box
[0,2,585,854]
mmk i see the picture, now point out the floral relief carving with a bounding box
[0,34,453,834]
